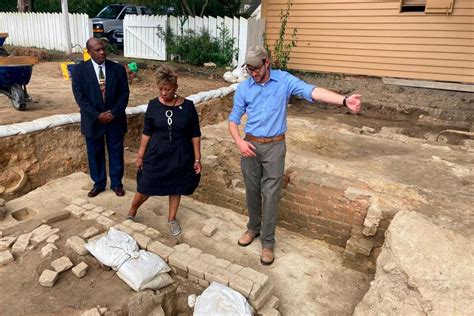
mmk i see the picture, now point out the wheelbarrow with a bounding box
[0,33,38,111]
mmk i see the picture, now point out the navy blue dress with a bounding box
[137,98,201,196]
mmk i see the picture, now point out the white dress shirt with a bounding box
[91,59,106,83]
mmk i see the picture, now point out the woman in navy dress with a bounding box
[127,66,201,236]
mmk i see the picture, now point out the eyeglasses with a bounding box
[245,60,265,75]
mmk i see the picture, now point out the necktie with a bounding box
[98,65,105,100]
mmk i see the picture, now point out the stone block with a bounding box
[214,258,231,269]
[88,233,106,243]
[250,283,274,311]
[346,237,374,256]
[202,223,217,237]
[175,267,188,278]
[113,224,134,236]
[41,210,70,224]
[102,210,115,217]
[31,227,60,245]
[199,253,216,265]
[0,236,17,251]
[130,222,148,232]
[121,219,135,228]
[239,267,269,289]
[144,227,161,239]
[188,274,200,284]
[187,247,203,258]
[92,207,105,214]
[147,241,175,262]
[132,232,151,249]
[168,251,193,272]
[39,269,58,287]
[229,263,243,274]
[257,306,280,316]
[82,211,100,221]
[79,227,100,239]
[0,250,14,266]
[51,256,73,272]
[46,235,60,243]
[204,266,231,286]
[173,243,190,252]
[96,215,115,229]
[199,278,210,288]
[41,243,58,257]
[265,295,280,309]
[249,283,262,301]
[82,203,97,211]
[187,259,209,278]
[66,236,88,255]
[11,232,32,255]
[229,273,253,298]
[0,198,5,206]
[65,204,86,218]
[71,198,88,206]
[81,308,101,316]
[72,262,88,278]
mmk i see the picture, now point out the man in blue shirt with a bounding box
[228,46,361,265]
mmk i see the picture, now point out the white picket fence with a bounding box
[125,15,265,65]
[0,12,92,53]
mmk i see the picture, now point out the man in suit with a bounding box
[72,37,129,197]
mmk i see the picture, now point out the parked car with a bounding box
[110,27,123,46]
[90,4,152,43]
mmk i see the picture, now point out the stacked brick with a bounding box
[113,220,280,314]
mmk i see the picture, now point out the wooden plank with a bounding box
[265,16,474,24]
[266,22,474,31]
[382,77,474,92]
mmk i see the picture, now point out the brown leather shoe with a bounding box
[112,187,125,197]
[87,187,104,198]
[237,231,260,247]
[260,248,274,265]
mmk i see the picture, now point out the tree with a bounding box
[17,0,33,12]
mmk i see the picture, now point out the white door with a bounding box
[123,15,167,60]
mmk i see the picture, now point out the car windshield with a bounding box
[96,5,124,19]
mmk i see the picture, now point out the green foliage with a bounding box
[263,0,297,70]
[165,24,237,67]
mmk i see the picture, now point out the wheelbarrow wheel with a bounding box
[10,84,27,111]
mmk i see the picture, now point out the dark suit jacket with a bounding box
[72,59,130,138]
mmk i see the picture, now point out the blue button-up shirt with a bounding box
[229,69,315,137]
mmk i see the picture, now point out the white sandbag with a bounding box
[125,106,143,115]
[141,272,174,291]
[0,125,21,137]
[43,114,76,127]
[9,121,45,134]
[193,282,253,316]
[136,104,148,112]
[116,249,171,292]
[85,228,139,268]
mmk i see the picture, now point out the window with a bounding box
[119,6,137,19]
[400,0,454,14]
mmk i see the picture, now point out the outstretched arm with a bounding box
[311,87,362,114]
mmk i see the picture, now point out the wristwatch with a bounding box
[342,96,348,107]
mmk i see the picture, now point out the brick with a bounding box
[39,269,59,287]
[147,241,175,262]
[188,274,200,284]
[66,204,86,218]
[81,308,101,316]
[346,237,374,256]
[202,223,217,237]
[144,227,161,239]
[0,250,14,266]
[265,295,280,309]
[130,222,148,232]
[205,266,231,286]
[187,259,209,278]
[173,243,190,252]
[132,232,151,249]
[102,210,115,217]
[71,198,88,206]
[249,283,262,301]
[87,232,106,243]
[95,215,115,229]
[199,278,210,288]
[41,243,58,257]
[113,224,134,236]
[79,227,100,239]
[229,273,253,298]
[175,267,188,278]
[51,256,73,272]
[46,235,60,243]
[66,236,88,255]
[257,306,280,316]
[239,267,269,288]
[187,247,203,258]
[72,262,88,278]
[0,236,16,251]
[91,207,104,214]
[168,251,193,271]
[81,211,100,221]
[250,283,274,311]
[41,210,71,224]
[199,253,216,265]
[11,232,32,255]
[228,263,243,274]
[31,227,60,245]
[82,203,97,211]
[214,258,231,269]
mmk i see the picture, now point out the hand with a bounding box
[238,139,256,157]
[97,111,113,123]
[194,161,202,174]
[136,157,143,171]
[346,94,362,114]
